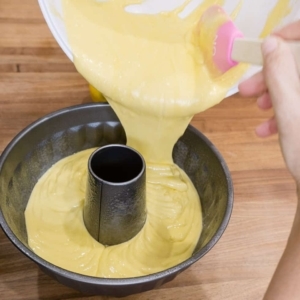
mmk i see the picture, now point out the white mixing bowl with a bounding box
[38,0,300,96]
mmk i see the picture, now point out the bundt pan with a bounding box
[0,103,233,297]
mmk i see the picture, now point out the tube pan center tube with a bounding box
[84,144,147,246]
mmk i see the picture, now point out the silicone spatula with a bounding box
[199,5,300,74]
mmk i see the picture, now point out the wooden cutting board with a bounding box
[0,1,296,299]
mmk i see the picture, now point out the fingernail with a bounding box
[262,36,278,55]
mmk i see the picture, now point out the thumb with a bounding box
[261,36,299,113]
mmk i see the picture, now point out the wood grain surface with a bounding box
[0,1,297,299]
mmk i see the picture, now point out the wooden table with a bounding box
[0,1,297,299]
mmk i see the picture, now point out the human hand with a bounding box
[239,21,300,184]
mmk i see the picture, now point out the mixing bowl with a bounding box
[38,0,300,97]
[0,103,233,297]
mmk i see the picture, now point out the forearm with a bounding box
[264,184,300,300]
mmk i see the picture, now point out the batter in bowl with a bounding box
[25,0,290,278]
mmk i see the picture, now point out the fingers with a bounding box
[256,116,278,138]
[238,21,300,182]
[261,36,299,114]
[275,20,300,40]
[261,35,300,181]
[238,72,266,97]
[257,92,272,110]
[239,30,300,146]
[239,20,300,99]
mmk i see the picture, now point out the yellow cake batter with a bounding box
[25,149,201,277]
[25,0,290,278]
